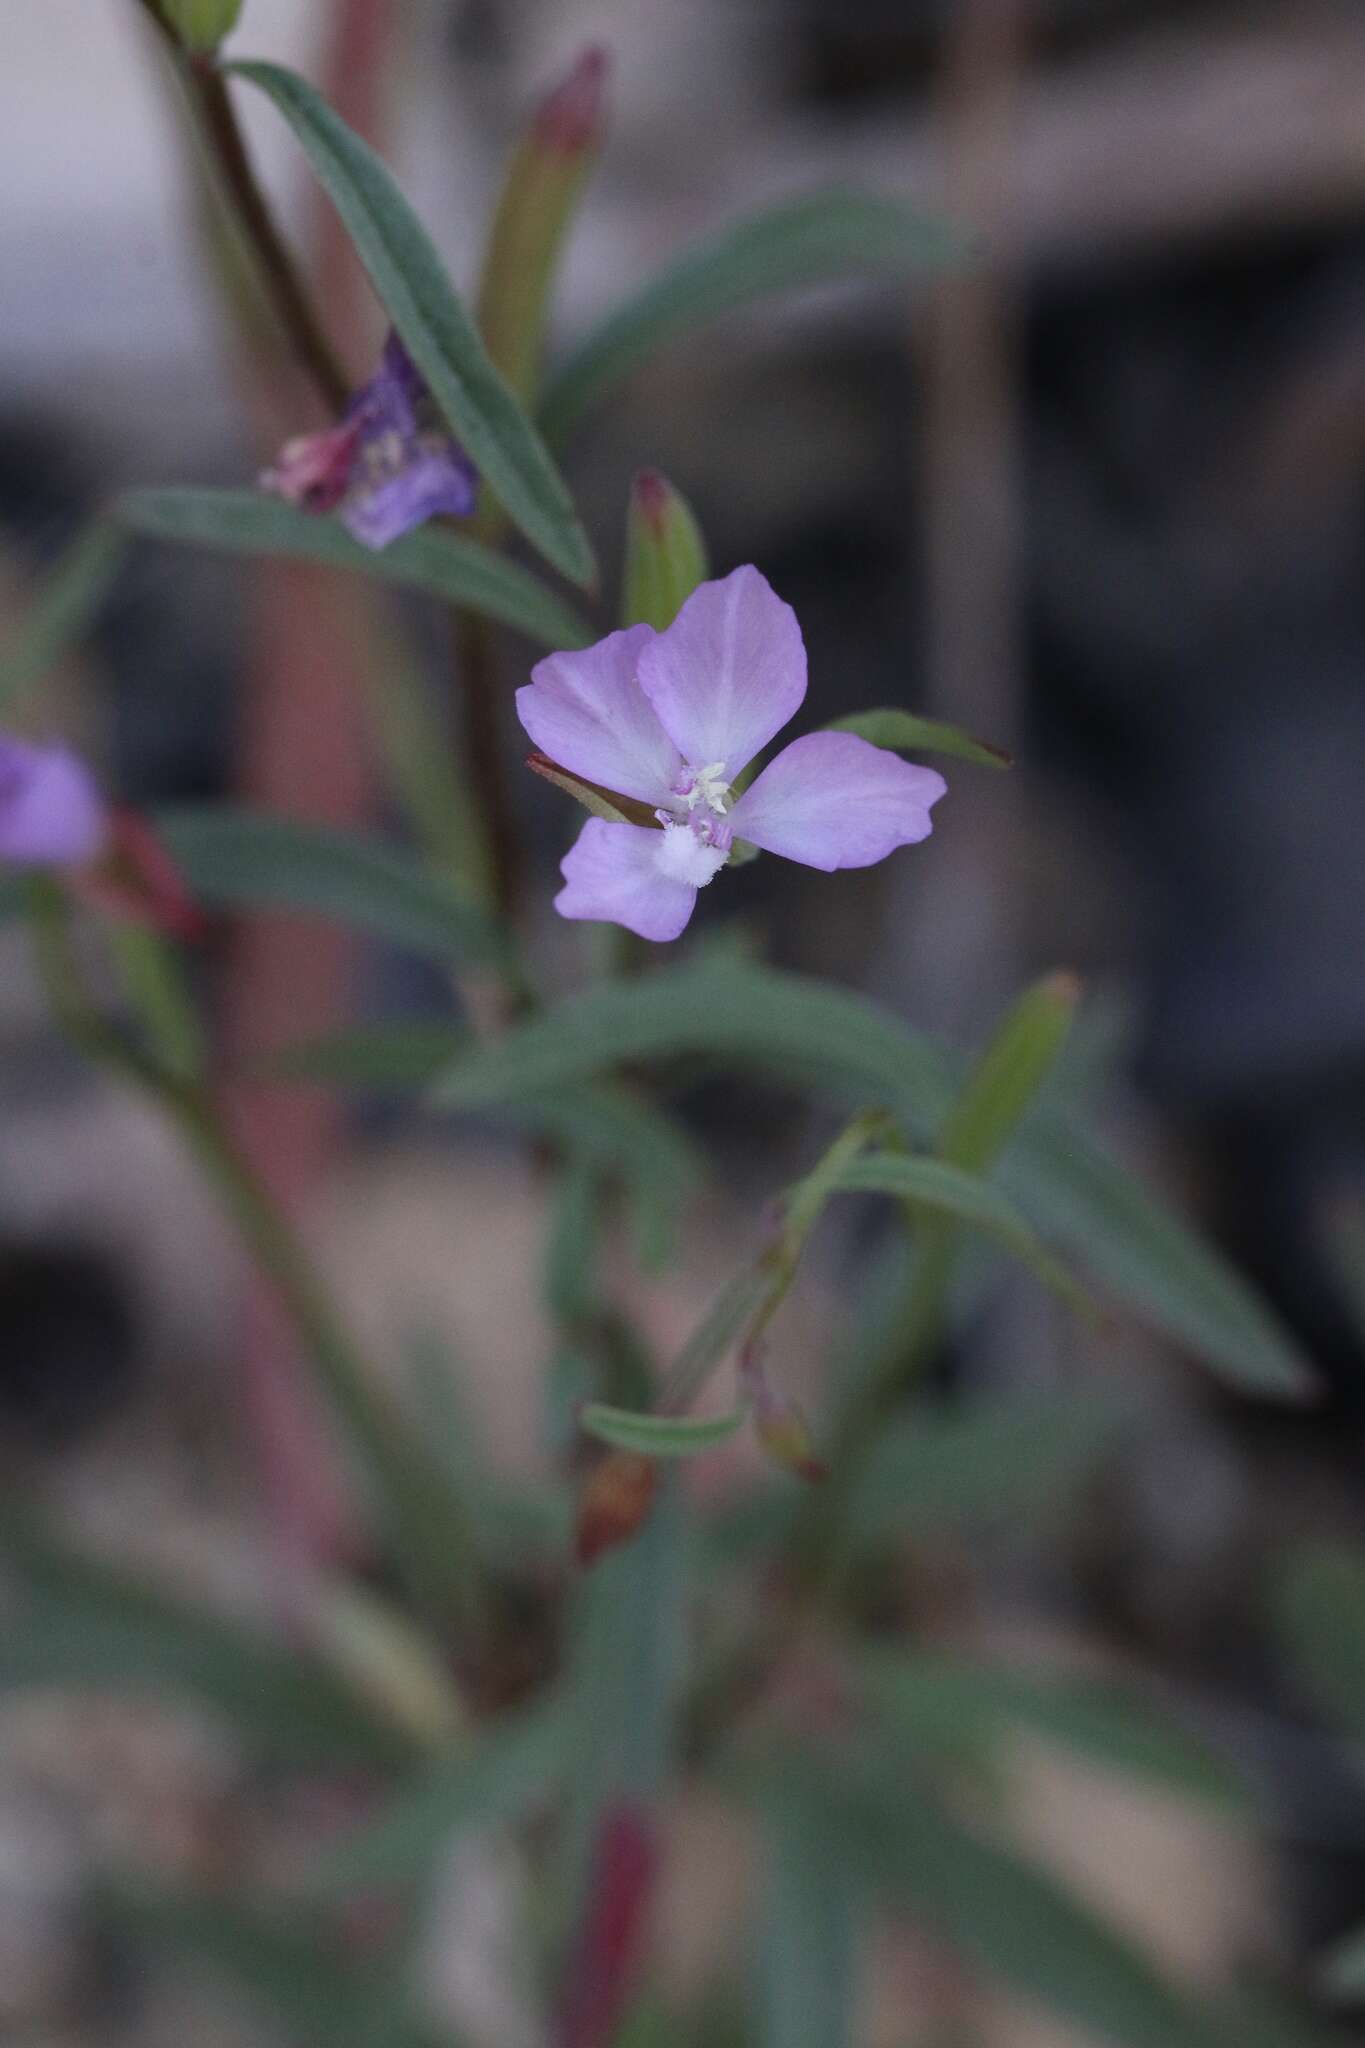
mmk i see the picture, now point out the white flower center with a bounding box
[676,761,731,815]
[655,820,728,888]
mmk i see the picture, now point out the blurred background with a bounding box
[4,1,1365,2042]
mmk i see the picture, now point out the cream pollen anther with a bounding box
[674,762,731,815]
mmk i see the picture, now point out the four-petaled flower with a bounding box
[263,334,477,550]
[0,734,108,869]
[516,565,946,940]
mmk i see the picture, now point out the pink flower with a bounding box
[0,735,107,869]
[516,566,947,940]
[262,334,477,551]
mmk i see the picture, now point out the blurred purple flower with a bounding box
[516,565,947,941]
[0,735,107,869]
[263,334,477,550]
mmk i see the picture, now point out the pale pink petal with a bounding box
[728,731,946,870]
[555,819,698,941]
[635,565,806,778]
[517,625,682,807]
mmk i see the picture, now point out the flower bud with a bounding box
[576,1451,658,1566]
[743,1346,828,1484]
[155,0,245,52]
[622,471,709,632]
[0,736,107,870]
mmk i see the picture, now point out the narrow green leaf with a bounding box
[312,1691,568,1897]
[857,1650,1247,1810]
[580,1401,747,1457]
[434,958,956,1129]
[559,1473,686,1930]
[0,1509,414,1769]
[829,1152,1093,1317]
[848,1390,1129,1544]
[155,806,507,968]
[0,522,125,718]
[1318,1922,1365,2001]
[119,488,592,649]
[829,708,1011,772]
[98,1877,439,2048]
[1003,1115,1314,1400]
[1274,1543,1365,1743]
[744,1751,1225,2048]
[226,61,595,587]
[268,1020,470,1089]
[937,974,1080,1174]
[541,188,968,444]
[759,1805,856,2048]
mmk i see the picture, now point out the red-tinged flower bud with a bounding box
[622,472,709,632]
[533,46,611,158]
[71,809,205,942]
[575,1452,659,1566]
[558,1803,659,2048]
[743,1346,828,1484]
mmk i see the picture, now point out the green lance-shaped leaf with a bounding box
[434,956,957,1128]
[1001,1113,1313,1401]
[758,1803,856,2048]
[0,522,125,719]
[1273,1542,1365,1743]
[580,1401,748,1457]
[847,1389,1132,1545]
[540,187,970,445]
[224,60,595,588]
[622,470,710,632]
[0,1505,416,1769]
[311,1690,570,1898]
[939,971,1082,1174]
[856,1648,1248,1812]
[823,1151,1094,1319]
[740,1750,1226,2048]
[829,707,1012,772]
[155,806,508,969]
[96,1877,440,2048]
[119,488,592,650]
[1318,1922,1365,2002]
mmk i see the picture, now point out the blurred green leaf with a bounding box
[581,1402,748,1457]
[857,1649,1247,1811]
[1322,1200,1365,1348]
[759,1804,856,2048]
[0,1509,414,1768]
[269,1019,470,1089]
[829,709,1011,773]
[1318,1923,1365,2002]
[226,61,594,587]
[0,522,124,718]
[1003,1116,1314,1400]
[1274,1543,1365,1743]
[743,1750,1225,2048]
[848,1390,1129,1545]
[434,958,956,1128]
[559,1474,686,1927]
[937,975,1079,1175]
[827,1152,1093,1318]
[540,189,969,444]
[119,489,592,649]
[312,1691,569,1897]
[156,807,507,968]
[155,0,244,50]
[98,1876,442,2048]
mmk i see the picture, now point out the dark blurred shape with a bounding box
[0,1239,138,1445]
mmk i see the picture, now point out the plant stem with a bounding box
[451,608,525,940]
[190,59,351,414]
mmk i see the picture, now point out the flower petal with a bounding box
[555,818,698,941]
[517,625,683,807]
[728,731,946,871]
[340,442,478,549]
[0,738,107,868]
[636,565,806,777]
